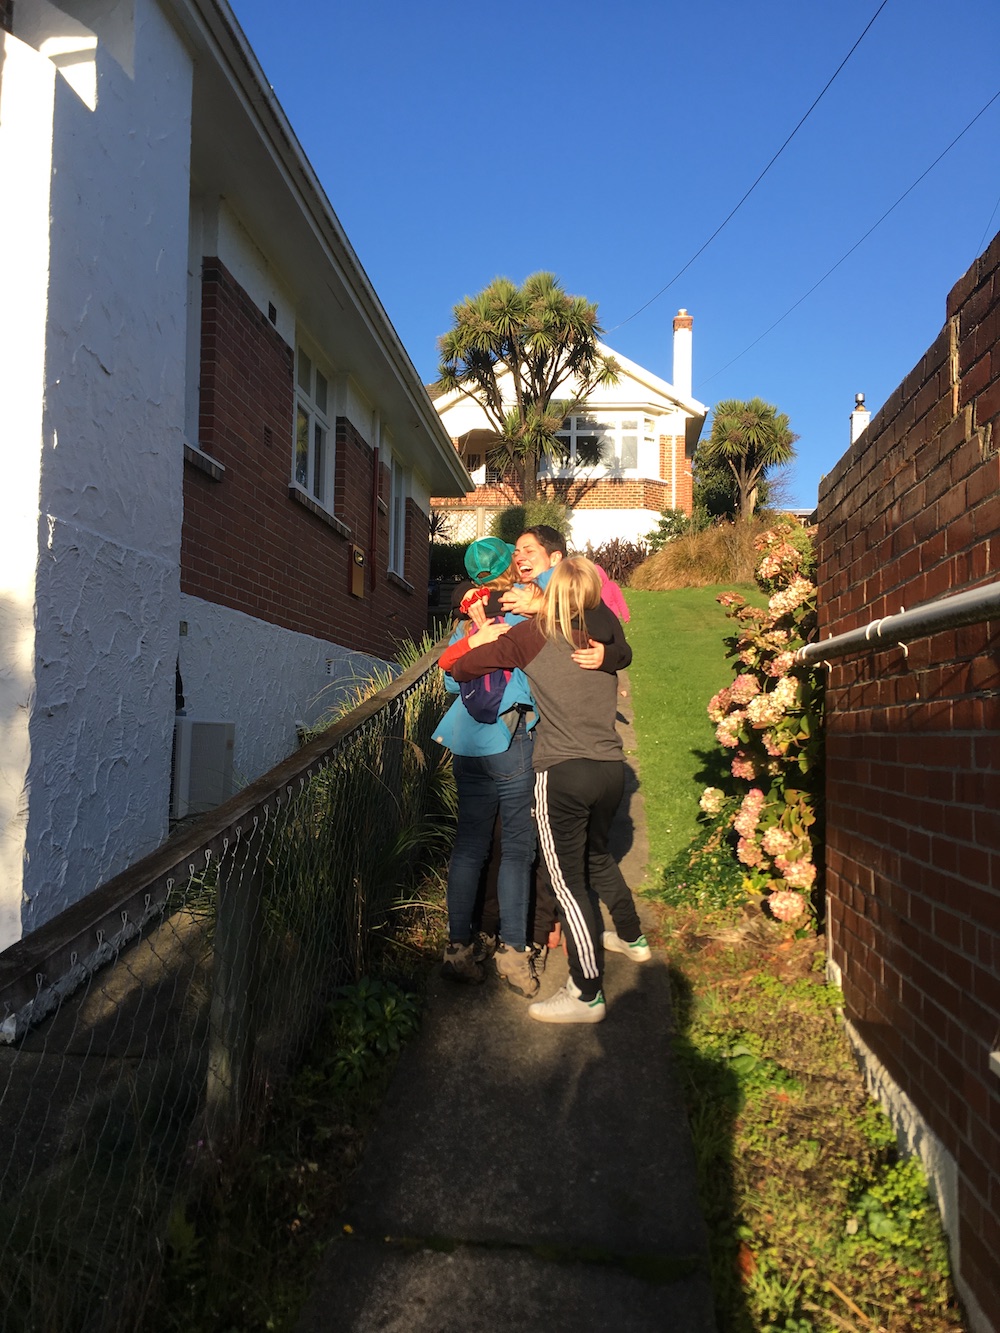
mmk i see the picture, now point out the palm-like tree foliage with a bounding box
[702,397,798,521]
[435,273,619,501]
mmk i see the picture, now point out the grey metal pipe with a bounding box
[797,579,1000,665]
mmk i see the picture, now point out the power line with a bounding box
[696,85,1000,390]
[975,188,1000,259]
[605,0,891,334]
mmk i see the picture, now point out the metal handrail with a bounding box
[797,579,1000,665]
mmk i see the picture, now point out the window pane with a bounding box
[295,406,310,486]
[315,370,328,414]
[621,419,637,430]
[621,435,638,468]
[313,423,326,501]
[297,348,312,394]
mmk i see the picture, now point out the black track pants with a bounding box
[534,759,638,1000]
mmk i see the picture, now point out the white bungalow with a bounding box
[430,310,708,549]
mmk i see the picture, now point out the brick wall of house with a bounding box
[817,231,1000,1327]
[430,433,694,519]
[181,258,425,659]
[432,476,677,514]
[658,435,694,514]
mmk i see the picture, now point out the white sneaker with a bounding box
[528,977,606,1024]
[603,930,652,962]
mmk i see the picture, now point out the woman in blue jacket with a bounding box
[433,538,539,996]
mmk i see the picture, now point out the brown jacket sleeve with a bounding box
[449,618,546,681]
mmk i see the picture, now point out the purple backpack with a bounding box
[459,668,512,725]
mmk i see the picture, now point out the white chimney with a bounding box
[850,392,870,444]
[672,309,693,400]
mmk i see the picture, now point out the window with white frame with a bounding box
[552,414,654,472]
[294,345,333,506]
[388,453,407,575]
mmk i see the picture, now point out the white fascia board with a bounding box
[597,342,708,419]
[163,0,471,497]
[434,343,708,425]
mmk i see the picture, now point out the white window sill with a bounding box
[288,485,351,538]
[184,443,225,481]
[388,570,414,594]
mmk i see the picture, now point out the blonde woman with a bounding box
[445,557,639,1024]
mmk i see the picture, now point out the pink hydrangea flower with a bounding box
[699,787,726,815]
[707,687,733,723]
[768,577,814,618]
[716,715,743,748]
[730,674,761,704]
[731,755,757,781]
[761,826,795,857]
[737,837,763,867]
[768,890,806,922]
[764,652,797,678]
[734,788,765,838]
[775,856,816,890]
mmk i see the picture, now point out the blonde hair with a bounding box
[483,566,516,595]
[539,557,602,646]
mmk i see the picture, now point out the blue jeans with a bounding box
[446,722,535,949]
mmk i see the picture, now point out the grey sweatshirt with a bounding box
[447,603,631,772]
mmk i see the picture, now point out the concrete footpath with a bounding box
[296,676,717,1333]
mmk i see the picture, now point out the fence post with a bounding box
[205,822,264,1146]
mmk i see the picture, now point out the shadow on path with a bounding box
[296,672,718,1332]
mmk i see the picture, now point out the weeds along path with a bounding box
[624,586,761,884]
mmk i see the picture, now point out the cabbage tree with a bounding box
[435,273,619,501]
[703,398,797,520]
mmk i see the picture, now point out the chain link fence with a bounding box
[0,643,451,1332]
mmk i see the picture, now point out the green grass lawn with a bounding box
[623,585,757,885]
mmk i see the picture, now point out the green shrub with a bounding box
[656,803,748,912]
[429,541,469,580]
[489,501,570,544]
[643,508,691,551]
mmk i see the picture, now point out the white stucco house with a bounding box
[0,0,470,951]
[430,310,708,549]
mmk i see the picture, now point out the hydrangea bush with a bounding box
[700,523,823,926]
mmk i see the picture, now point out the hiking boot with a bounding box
[603,930,652,962]
[473,931,498,962]
[528,977,606,1025]
[529,941,548,974]
[441,941,485,985]
[494,943,539,998]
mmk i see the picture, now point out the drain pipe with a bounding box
[797,580,1000,665]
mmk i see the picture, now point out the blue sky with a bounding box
[229,0,1000,508]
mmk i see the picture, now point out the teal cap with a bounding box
[464,537,515,584]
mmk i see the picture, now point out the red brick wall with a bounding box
[181,258,426,658]
[431,475,681,514]
[431,433,694,516]
[817,232,1000,1325]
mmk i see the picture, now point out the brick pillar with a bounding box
[658,435,693,514]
